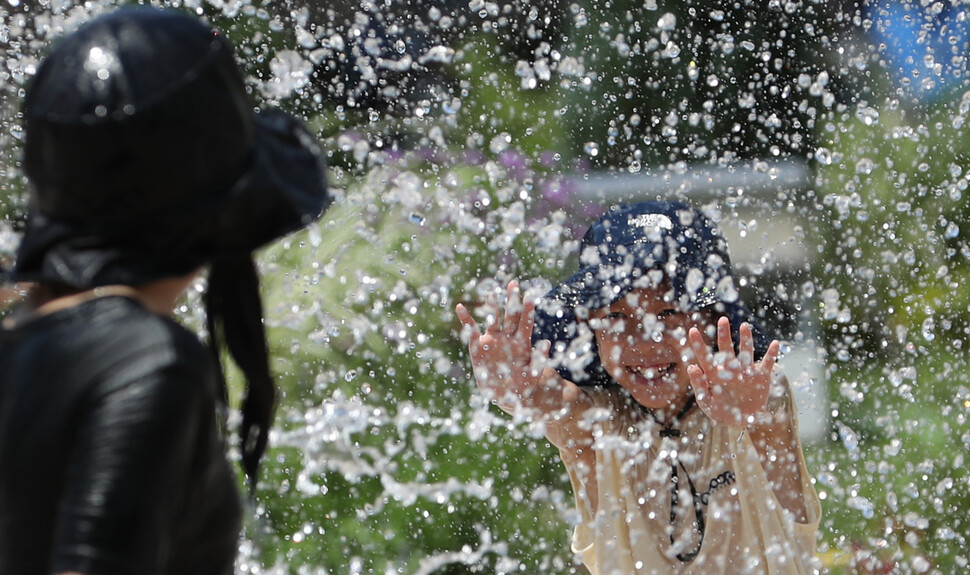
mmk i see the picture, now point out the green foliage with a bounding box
[451,32,566,163]
[808,353,970,573]
[552,0,829,169]
[815,100,970,360]
[813,96,970,572]
[0,90,26,242]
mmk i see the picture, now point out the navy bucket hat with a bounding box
[533,201,771,386]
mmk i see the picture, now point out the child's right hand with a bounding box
[455,281,590,424]
[457,281,597,486]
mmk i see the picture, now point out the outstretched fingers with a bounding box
[502,280,523,335]
[688,325,714,374]
[455,303,481,350]
[455,302,476,330]
[454,282,545,393]
[688,316,786,426]
[738,321,781,374]
[760,338,781,374]
[517,297,537,340]
[716,316,733,355]
[530,339,551,377]
[687,362,712,403]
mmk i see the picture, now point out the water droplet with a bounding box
[489,132,512,154]
[657,12,676,30]
[815,147,832,165]
[261,50,313,99]
[663,41,680,58]
[855,158,875,175]
[419,45,455,65]
[685,268,705,294]
[716,276,739,303]
[801,281,815,298]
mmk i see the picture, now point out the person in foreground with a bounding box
[457,201,821,574]
[0,8,330,575]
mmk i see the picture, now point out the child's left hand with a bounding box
[686,317,780,427]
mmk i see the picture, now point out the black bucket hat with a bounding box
[533,201,771,386]
[9,7,332,487]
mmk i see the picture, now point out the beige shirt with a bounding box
[562,389,821,575]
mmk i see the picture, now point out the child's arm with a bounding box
[686,318,809,522]
[746,374,811,523]
[455,281,596,453]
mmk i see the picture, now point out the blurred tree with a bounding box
[552,0,838,169]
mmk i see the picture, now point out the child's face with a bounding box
[587,285,712,412]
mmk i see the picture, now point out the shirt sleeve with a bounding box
[785,392,823,561]
[49,357,208,575]
[561,386,644,571]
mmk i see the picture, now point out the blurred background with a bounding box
[2,0,969,573]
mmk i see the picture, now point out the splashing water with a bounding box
[3,1,970,573]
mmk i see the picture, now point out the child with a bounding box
[456,201,820,574]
